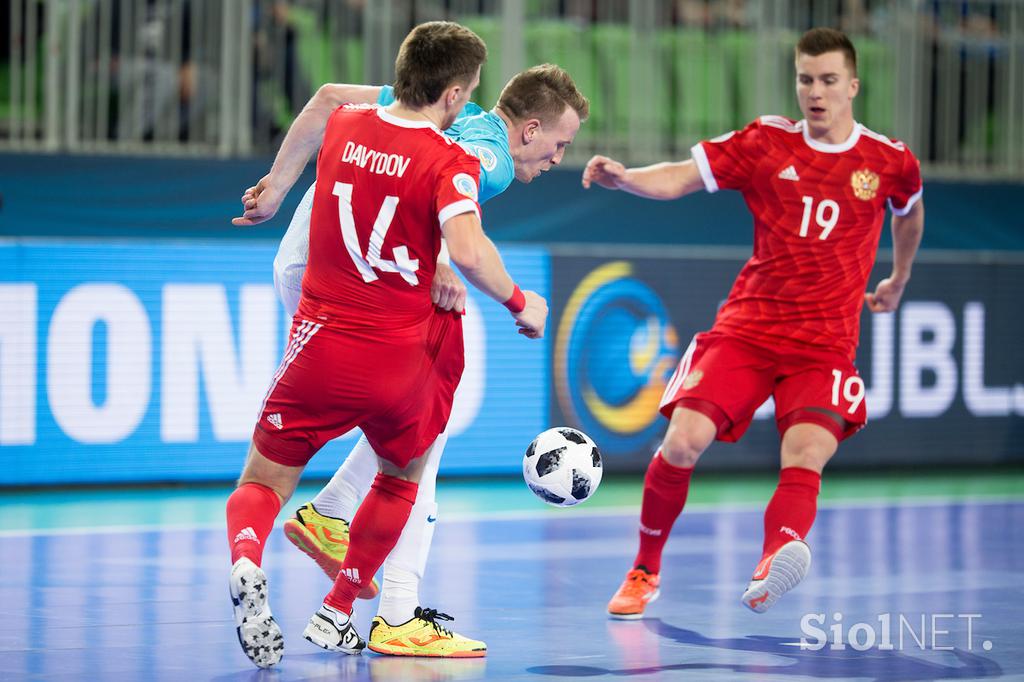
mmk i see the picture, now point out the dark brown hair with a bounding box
[393,22,487,108]
[497,64,590,125]
[796,27,857,77]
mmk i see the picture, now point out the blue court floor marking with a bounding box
[1,499,1020,681]
[1,493,1021,538]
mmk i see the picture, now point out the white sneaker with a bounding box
[229,557,284,668]
[304,603,366,655]
[741,540,812,613]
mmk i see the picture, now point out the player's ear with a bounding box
[447,88,459,107]
[444,83,462,107]
[522,119,541,144]
[849,77,860,100]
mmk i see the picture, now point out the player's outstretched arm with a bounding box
[232,84,383,226]
[442,212,547,338]
[866,200,925,313]
[582,155,704,200]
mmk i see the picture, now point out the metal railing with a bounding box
[3,0,1022,178]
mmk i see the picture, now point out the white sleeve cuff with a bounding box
[887,187,923,216]
[689,142,719,194]
[438,199,480,227]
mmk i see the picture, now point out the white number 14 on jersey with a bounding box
[333,181,420,286]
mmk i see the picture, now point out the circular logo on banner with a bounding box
[452,173,478,201]
[554,261,680,455]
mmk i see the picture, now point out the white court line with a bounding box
[0,494,1021,539]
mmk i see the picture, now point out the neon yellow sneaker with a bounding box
[367,607,486,658]
[282,502,379,599]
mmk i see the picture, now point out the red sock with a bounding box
[761,467,821,558]
[324,473,418,614]
[226,482,281,566]
[633,451,693,575]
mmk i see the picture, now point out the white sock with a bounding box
[377,432,445,625]
[310,435,378,520]
[319,602,352,625]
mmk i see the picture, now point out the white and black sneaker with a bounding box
[741,540,812,613]
[304,603,366,655]
[229,557,284,668]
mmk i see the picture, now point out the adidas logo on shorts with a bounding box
[267,413,283,430]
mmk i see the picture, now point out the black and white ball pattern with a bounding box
[523,427,603,507]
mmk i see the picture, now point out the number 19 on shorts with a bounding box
[831,369,865,414]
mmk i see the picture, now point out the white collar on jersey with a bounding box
[376,106,441,132]
[800,120,862,153]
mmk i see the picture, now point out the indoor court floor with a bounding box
[2,471,1022,681]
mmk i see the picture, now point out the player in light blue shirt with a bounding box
[249,64,588,657]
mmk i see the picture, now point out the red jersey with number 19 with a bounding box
[691,116,922,360]
[299,104,482,334]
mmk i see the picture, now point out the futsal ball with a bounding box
[523,427,603,507]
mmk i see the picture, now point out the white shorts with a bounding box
[272,181,316,317]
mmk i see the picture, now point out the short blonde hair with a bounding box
[497,64,589,125]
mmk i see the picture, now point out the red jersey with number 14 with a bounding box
[691,116,922,359]
[300,105,482,334]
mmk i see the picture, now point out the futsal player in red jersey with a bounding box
[582,27,925,617]
[223,22,547,668]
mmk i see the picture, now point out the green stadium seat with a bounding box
[855,36,895,134]
[665,28,733,144]
[523,21,600,145]
[457,16,506,111]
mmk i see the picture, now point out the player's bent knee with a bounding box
[780,422,840,473]
[659,405,718,467]
[237,442,302,504]
[661,425,713,468]
[781,447,833,473]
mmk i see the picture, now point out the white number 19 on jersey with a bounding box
[799,196,840,240]
[334,181,420,286]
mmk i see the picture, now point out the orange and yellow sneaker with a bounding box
[607,567,660,619]
[283,502,379,599]
[741,540,811,613]
[367,607,486,658]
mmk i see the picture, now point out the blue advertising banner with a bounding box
[0,240,548,484]
[548,248,1024,472]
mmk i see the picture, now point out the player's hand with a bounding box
[232,174,286,226]
[865,277,907,313]
[431,262,467,313]
[582,155,627,190]
[513,290,548,339]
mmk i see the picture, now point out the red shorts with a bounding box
[659,331,867,442]
[253,312,464,468]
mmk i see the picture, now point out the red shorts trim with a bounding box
[777,408,847,442]
[675,397,733,439]
[252,424,317,467]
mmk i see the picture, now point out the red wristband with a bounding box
[503,284,526,313]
